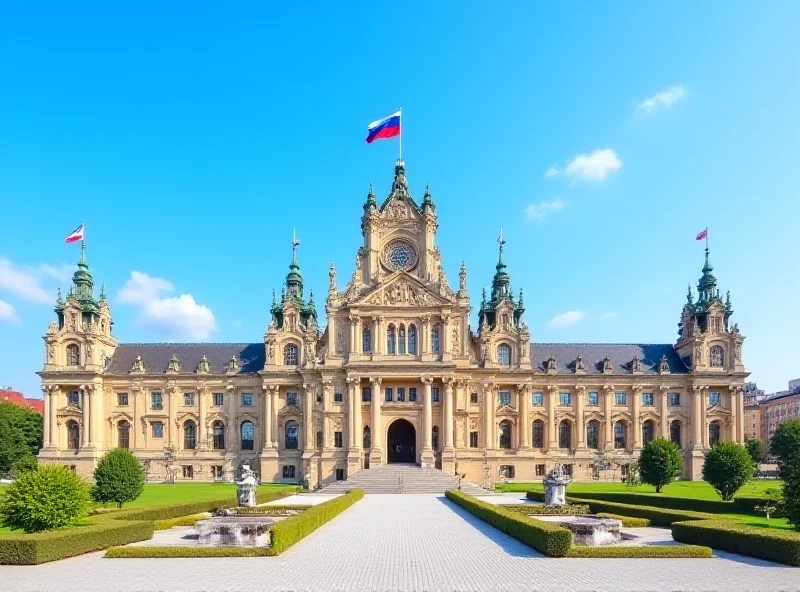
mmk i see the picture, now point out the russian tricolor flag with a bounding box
[366,110,401,144]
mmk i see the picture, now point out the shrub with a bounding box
[780,454,800,530]
[567,544,712,558]
[106,545,271,558]
[672,519,800,567]
[562,490,761,515]
[502,503,589,516]
[567,498,715,527]
[269,489,364,554]
[770,418,800,479]
[526,491,546,502]
[9,453,37,478]
[702,442,754,501]
[0,465,92,532]
[595,513,651,527]
[0,402,42,474]
[446,490,572,557]
[745,437,765,466]
[93,449,145,508]
[153,513,209,530]
[638,438,682,493]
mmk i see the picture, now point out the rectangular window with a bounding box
[183,392,195,406]
[151,392,163,410]
[182,465,194,479]
[211,465,224,480]
[498,391,511,406]
[282,465,296,479]
[336,468,345,481]
[469,431,479,448]
[409,388,417,402]
[334,388,343,403]
[615,391,627,405]
[286,392,298,406]
[588,391,599,406]
[334,431,343,448]
[385,387,393,402]
[213,392,224,406]
[563,464,572,477]
[470,392,479,404]
[117,392,128,406]
[668,392,680,406]
[532,392,544,406]
[709,391,721,406]
[152,422,164,438]
[397,387,405,402]
[68,390,80,406]
[559,392,571,406]
[499,465,515,479]
[642,392,654,406]
[432,388,440,403]
[535,464,546,477]
[241,392,253,407]
[362,387,372,402]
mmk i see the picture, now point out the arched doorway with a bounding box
[387,419,416,464]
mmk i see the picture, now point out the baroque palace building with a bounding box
[38,161,749,486]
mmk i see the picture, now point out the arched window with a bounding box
[586,420,600,450]
[283,343,298,366]
[398,324,406,354]
[362,325,372,353]
[408,325,417,354]
[285,420,299,450]
[642,420,655,445]
[66,343,80,366]
[363,426,371,449]
[118,420,130,449]
[184,420,197,450]
[710,345,724,367]
[614,421,627,449]
[212,420,225,450]
[241,421,255,450]
[431,325,440,354]
[387,325,396,354]
[498,421,512,449]
[670,420,682,448]
[709,421,721,446]
[66,420,80,450]
[316,430,323,448]
[497,344,511,367]
[432,426,440,451]
[532,420,544,448]
[558,420,572,449]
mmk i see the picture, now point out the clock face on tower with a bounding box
[382,240,417,272]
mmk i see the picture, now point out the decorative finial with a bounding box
[56,287,63,305]
[686,284,693,305]
[497,228,506,265]
[364,183,377,210]
[272,289,277,306]
[518,287,524,308]
[99,282,106,302]
[291,228,300,264]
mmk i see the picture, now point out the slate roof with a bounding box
[529,343,689,375]
[106,343,265,375]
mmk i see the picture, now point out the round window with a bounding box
[383,241,417,271]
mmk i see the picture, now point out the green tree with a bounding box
[92,448,145,508]
[0,402,43,474]
[9,453,38,477]
[0,465,92,532]
[638,438,683,493]
[702,441,753,501]
[780,454,800,530]
[770,419,800,530]
[745,437,765,465]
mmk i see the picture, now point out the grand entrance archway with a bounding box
[387,419,416,464]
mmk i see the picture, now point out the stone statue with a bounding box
[630,356,641,373]
[227,356,240,373]
[168,354,181,372]
[267,343,275,363]
[235,465,258,507]
[543,464,572,507]
[47,343,55,361]
[546,356,557,371]
[602,356,613,373]
[131,355,145,373]
[197,355,210,374]
[574,356,584,371]
[459,261,467,293]
[659,354,670,373]
[328,262,336,291]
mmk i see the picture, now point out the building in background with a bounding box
[37,161,750,484]
[0,387,44,413]
[760,381,800,445]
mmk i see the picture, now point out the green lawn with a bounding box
[108,482,293,510]
[495,480,783,500]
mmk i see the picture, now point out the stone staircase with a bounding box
[318,464,492,495]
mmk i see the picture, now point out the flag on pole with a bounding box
[696,228,708,241]
[366,110,401,144]
[65,224,85,244]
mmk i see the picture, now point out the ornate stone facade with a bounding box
[38,161,749,485]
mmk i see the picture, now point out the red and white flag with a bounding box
[696,228,708,241]
[65,224,85,244]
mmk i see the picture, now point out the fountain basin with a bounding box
[195,516,275,547]
[564,516,622,546]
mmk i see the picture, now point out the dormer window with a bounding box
[710,345,724,367]
[66,343,80,366]
[497,344,511,367]
[283,343,298,366]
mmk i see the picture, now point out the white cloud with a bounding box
[117,271,217,340]
[564,149,622,182]
[0,258,57,304]
[544,165,559,179]
[525,199,565,222]
[601,311,619,320]
[0,300,20,323]
[38,264,74,283]
[547,310,586,329]
[636,84,687,115]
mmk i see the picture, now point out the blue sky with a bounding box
[1,2,798,398]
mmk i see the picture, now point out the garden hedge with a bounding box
[153,513,209,530]
[106,545,272,558]
[269,489,364,554]
[446,490,573,557]
[563,497,715,527]
[564,490,777,516]
[501,503,590,516]
[566,544,712,558]
[672,520,800,567]
[595,513,651,527]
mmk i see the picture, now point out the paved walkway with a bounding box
[0,494,797,592]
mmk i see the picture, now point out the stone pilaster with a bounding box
[369,377,383,466]
[659,386,669,439]
[518,384,531,450]
[632,385,642,452]
[547,385,559,451]
[441,378,455,474]
[421,377,434,467]
[603,385,614,451]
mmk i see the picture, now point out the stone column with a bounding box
[518,384,531,449]
[421,377,434,466]
[632,386,642,451]
[347,380,356,449]
[575,386,586,450]
[737,388,745,444]
[168,386,178,447]
[483,384,494,449]
[349,316,357,354]
[93,385,104,448]
[263,386,273,448]
[547,385,558,451]
[369,377,383,465]
[603,386,614,450]
[226,385,236,452]
[271,389,279,447]
[373,317,380,355]
[691,386,704,449]
[198,387,208,450]
[303,384,314,451]
[353,379,362,450]
[659,386,669,439]
[49,386,59,449]
[42,386,51,448]
[729,388,738,443]
[421,317,429,354]
[443,379,454,451]
[81,385,91,448]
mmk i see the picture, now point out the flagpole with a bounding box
[398,107,402,161]
[705,227,709,254]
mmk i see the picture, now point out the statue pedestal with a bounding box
[441,449,455,474]
[420,448,435,469]
[543,464,572,507]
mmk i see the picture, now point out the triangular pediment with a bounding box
[352,272,453,307]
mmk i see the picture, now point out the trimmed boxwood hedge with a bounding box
[672,520,800,567]
[153,513,209,530]
[566,544,712,558]
[563,497,715,527]
[564,490,777,516]
[106,545,272,558]
[446,490,573,557]
[502,503,590,516]
[595,513,651,527]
